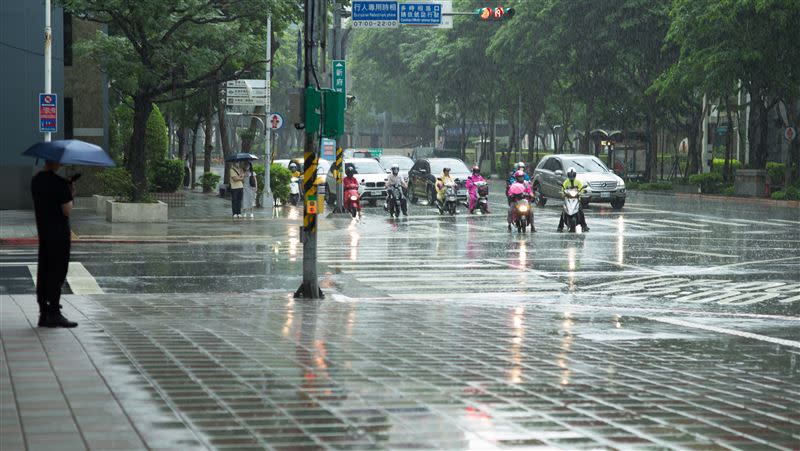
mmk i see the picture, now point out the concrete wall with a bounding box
[0,2,65,209]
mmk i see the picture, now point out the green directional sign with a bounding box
[332,60,346,108]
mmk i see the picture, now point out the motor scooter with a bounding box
[510,194,534,232]
[289,176,300,206]
[438,181,459,215]
[344,180,362,218]
[385,185,407,217]
[562,187,583,232]
[475,181,489,214]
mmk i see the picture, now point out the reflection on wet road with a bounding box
[1,191,798,449]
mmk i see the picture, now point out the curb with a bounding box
[629,190,800,209]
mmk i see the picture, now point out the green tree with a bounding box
[63,0,299,200]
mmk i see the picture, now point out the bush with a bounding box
[270,163,291,204]
[766,162,785,186]
[771,191,787,200]
[688,172,724,194]
[200,172,220,193]
[639,182,673,191]
[722,185,735,196]
[711,158,741,174]
[97,167,134,201]
[149,159,183,192]
[146,104,168,164]
[626,180,639,190]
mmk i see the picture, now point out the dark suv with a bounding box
[407,158,471,204]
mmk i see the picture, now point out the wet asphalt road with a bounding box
[1,186,799,450]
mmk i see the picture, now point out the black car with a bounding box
[407,158,471,204]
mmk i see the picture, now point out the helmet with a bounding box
[345,164,356,177]
[514,170,526,182]
[472,165,480,174]
[518,162,526,169]
[288,162,297,171]
[442,167,450,173]
[391,163,400,174]
[567,167,577,180]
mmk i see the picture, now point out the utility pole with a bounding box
[44,0,52,142]
[332,1,347,213]
[263,15,274,208]
[296,0,322,299]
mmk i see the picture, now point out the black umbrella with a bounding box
[225,153,260,162]
[22,139,115,167]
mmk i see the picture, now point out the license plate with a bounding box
[601,192,611,198]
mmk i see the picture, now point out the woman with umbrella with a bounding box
[226,153,259,219]
[22,139,114,328]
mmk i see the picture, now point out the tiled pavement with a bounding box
[2,292,799,450]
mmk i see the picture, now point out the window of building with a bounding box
[64,13,73,66]
[64,97,73,139]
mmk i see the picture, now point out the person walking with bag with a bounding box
[229,162,245,218]
[242,161,257,218]
[30,160,78,328]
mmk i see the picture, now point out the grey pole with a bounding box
[263,14,274,208]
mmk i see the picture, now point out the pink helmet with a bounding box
[514,170,525,181]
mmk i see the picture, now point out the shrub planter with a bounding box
[93,195,116,214]
[152,192,186,207]
[734,169,767,197]
[106,200,168,223]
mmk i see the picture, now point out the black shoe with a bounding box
[583,226,590,232]
[507,224,512,232]
[531,227,537,233]
[46,307,78,328]
[37,313,48,327]
[557,227,563,232]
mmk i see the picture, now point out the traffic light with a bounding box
[475,7,515,21]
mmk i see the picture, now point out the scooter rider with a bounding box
[465,165,487,214]
[385,163,408,215]
[435,167,455,212]
[507,170,535,232]
[343,165,359,191]
[289,162,300,179]
[557,167,590,232]
[507,161,531,186]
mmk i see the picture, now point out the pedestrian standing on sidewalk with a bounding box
[229,162,245,218]
[242,161,257,218]
[30,161,78,328]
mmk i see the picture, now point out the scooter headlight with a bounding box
[518,205,529,213]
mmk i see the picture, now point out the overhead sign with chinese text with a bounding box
[352,1,399,28]
[399,2,442,25]
[39,93,57,133]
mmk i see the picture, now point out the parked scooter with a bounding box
[289,176,300,206]
[385,185,407,217]
[562,187,583,232]
[438,182,459,215]
[510,193,534,233]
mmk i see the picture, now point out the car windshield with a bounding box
[380,157,413,170]
[352,160,384,174]
[429,159,469,174]
[563,158,609,173]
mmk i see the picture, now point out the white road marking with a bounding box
[649,248,738,258]
[28,262,103,294]
[0,261,38,266]
[649,317,800,349]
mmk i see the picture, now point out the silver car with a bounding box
[325,158,388,206]
[533,154,626,209]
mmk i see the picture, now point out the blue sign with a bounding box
[352,1,399,28]
[399,3,442,25]
[39,93,58,133]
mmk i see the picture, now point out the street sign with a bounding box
[352,1,399,28]
[223,97,267,106]
[39,93,57,133]
[223,87,267,97]
[784,126,797,142]
[321,138,336,162]
[225,79,266,88]
[332,60,346,94]
[268,113,284,130]
[399,2,442,25]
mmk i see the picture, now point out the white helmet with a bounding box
[391,163,400,173]
[518,161,525,169]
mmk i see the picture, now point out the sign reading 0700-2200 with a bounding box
[351,1,399,28]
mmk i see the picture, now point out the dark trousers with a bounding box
[558,211,588,229]
[231,188,243,215]
[36,238,70,312]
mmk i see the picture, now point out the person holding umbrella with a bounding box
[23,139,114,328]
[226,153,259,218]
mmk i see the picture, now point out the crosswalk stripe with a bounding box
[27,262,103,294]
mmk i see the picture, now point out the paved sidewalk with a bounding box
[2,292,799,450]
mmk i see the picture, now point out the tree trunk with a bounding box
[645,110,658,182]
[489,109,496,171]
[215,89,233,185]
[203,93,213,192]
[748,95,771,170]
[177,125,186,160]
[191,117,200,189]
[582,99,594,154]
[128,94,153,201]
[723,100,734,182]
